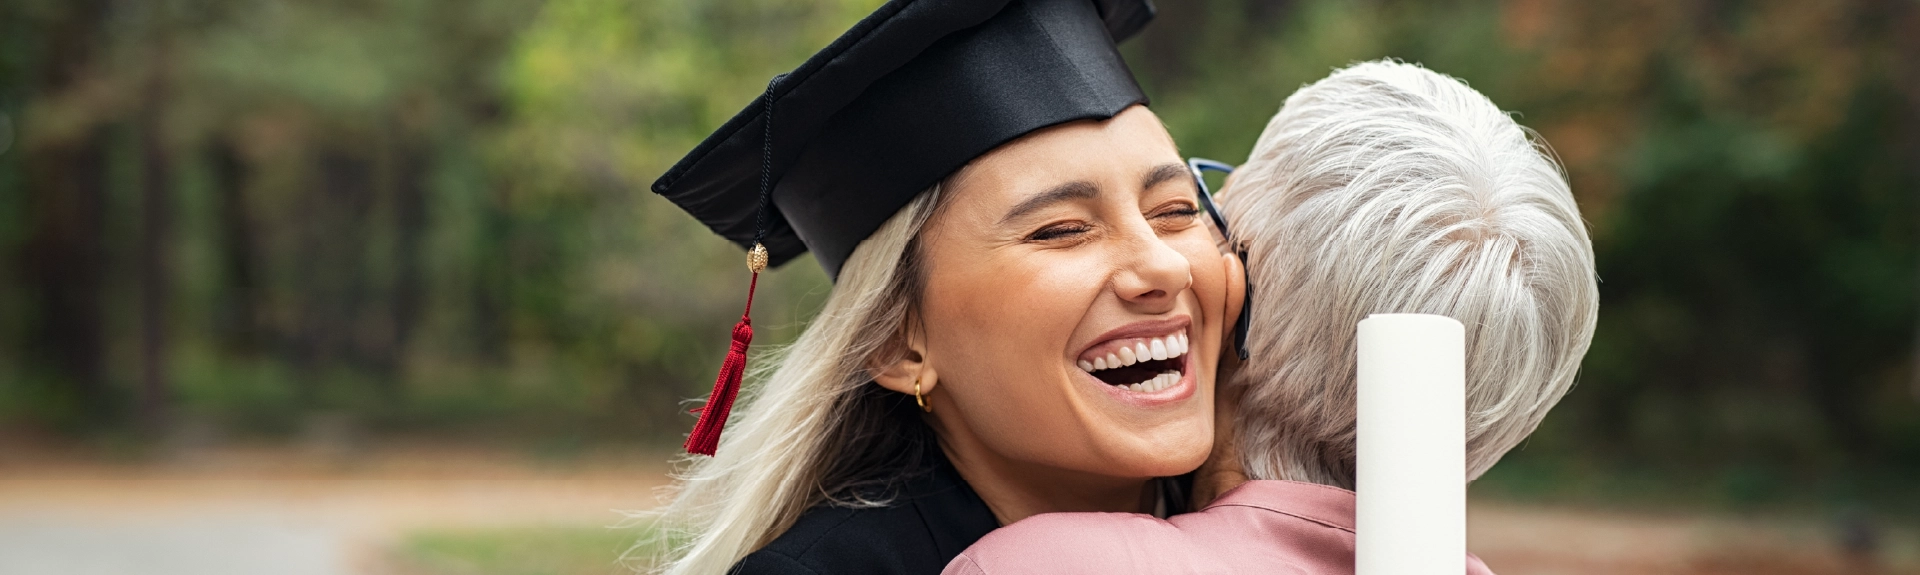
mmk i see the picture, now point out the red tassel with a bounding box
[685,272,758,456]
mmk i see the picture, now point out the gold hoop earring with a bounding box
[914,377,931,413]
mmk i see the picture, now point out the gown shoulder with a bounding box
[729,452,997,575]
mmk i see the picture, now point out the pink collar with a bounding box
[1203,479,1357,533]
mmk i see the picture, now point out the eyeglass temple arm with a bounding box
[1185,158,1251,361]
[1188,158,1235,175]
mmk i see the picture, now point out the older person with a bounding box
[943,59,1600,575]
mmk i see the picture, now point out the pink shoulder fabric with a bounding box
[941,512,1238,575]
[944,554,987,575]
[942,480,1498,575]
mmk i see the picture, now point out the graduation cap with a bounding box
[653,0,1156,455]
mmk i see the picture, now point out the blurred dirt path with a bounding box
[0,445,1912,575]
[0,445,671,575]
[1470,501,1918,575]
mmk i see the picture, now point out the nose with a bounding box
[1111,223,1192,310]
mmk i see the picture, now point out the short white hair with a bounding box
[1222,60,1598,488]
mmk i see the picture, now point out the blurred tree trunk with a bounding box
[20,0,114,419]
[1892,0,1920,404]
[137,10,176,428]
[211,137,263,356]
[1809,344,1875,456]
[22,134,110,412]
[380,137,429,388]
[292,149,377,396]
[468,92,509,365]
[474,190,509,363]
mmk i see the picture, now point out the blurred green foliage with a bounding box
[391,524,648,575]
[1,0,1917,505]
[1127,0,1920,500]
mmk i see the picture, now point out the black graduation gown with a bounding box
[729,451,999,575]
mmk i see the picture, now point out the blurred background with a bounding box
[1,0,1917,573]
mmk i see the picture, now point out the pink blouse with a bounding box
[943,479,1494,575]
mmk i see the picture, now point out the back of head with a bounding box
[1222,60,1598,488]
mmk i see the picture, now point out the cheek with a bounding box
[1171,235,1229,319]
[924,250,1109,439]
[926,251,1100,384]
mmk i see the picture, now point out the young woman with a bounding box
[646,0,1238,573]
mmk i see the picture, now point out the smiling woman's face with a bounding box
[901,105,1228,486]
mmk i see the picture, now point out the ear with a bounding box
[871,331,937,398]
[1218,249,1247,376]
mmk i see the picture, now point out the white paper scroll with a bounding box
[1357,313,1466,575]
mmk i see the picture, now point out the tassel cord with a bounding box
[684,74,781,456]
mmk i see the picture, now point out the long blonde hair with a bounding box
[641,186,946,574]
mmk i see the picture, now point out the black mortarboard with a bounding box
[652,0,1155,279]
[661,0,1155,456]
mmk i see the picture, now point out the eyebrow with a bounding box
[1143,162,1190,191]
[996,163,1195,226]
[1000,180,1099,225]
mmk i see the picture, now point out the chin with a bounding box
[1110,422,1214,477]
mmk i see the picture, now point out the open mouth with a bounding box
[1076,331,1189,393]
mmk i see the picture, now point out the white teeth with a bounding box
[1080,331,1192,373]
[1115,371,1182,393]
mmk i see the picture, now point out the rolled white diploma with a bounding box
[1356,313,1466,575]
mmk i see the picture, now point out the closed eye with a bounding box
[1150,203,1202,230]
[1028,222,1093,242]
[1155,206,1201,219]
